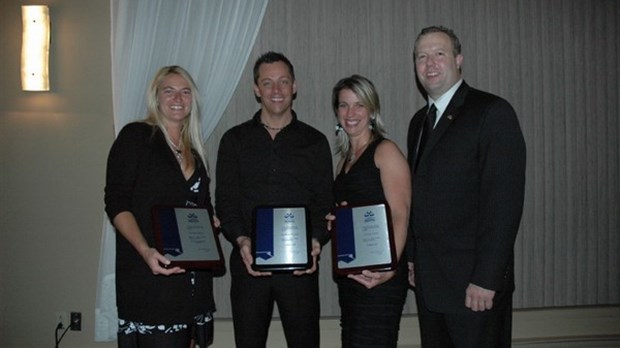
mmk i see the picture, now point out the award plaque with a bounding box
[331,202,397,275]
[251,206,312,272]
[151,206,224,270]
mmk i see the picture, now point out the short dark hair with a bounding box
[253,51,295,84]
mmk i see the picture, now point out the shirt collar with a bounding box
[252,110,298,128]
[427,79,463,118]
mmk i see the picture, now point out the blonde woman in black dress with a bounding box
[331,75,411,347]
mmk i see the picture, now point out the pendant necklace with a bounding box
[167,138,184,161]
[348,138,372,163]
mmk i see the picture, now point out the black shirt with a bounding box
[215,111,334,246]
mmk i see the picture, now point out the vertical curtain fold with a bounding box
[95,0,268,341]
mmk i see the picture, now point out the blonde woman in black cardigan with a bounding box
[105,66,217,348]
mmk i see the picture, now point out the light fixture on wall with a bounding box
[21,5,50,91]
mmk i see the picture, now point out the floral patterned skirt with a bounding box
[117,312,213,348]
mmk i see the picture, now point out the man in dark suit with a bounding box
[407,26,526,348]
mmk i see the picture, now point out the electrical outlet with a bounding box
[55,311,70,329]
[70,312,82,331]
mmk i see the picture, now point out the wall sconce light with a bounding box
[21,5,50,91]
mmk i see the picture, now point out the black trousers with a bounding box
[229,249,320,348]
[414,287,513,348]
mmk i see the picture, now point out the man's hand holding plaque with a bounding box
[251,206,312,272]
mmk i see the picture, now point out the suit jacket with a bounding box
[407,82,526,313]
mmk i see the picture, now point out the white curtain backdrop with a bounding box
[95,0,268,341]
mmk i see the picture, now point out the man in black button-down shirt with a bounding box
[215,51,333,348]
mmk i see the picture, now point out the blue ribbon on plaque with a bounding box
[156,207,183,257]
[335,208,356,263]
[254,207,275,261]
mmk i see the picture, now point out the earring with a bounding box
[335,123,343,135]
[369,118,376,130]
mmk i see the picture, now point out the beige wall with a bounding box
[0,0,115,347]
[1,0,619,347]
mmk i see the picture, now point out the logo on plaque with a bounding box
[187,212,199,223]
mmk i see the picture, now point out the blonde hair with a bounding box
[144,66,208,173]
[331,74,387,160]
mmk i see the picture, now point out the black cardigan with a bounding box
[105,122,215,324]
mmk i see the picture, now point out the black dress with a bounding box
[333,137,408,348]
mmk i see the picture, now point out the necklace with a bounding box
[261,121,287,131]
[167,138,184,161]
[348,138,372,163]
